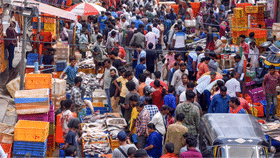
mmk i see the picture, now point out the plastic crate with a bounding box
[56,60,67,72]
[234,8,245,18]
[55,114,65,144]
[18,113,49,122]
[13,139,47,157]
[265,19,276,28]
[236,3,252,10]
[109,135,119,149]
[245,6,264,13]
[46,147,53,157]
[0,143,12,158]
[48,104,54,123]
[33,22,44,30]
[260,100,274,115]
[14,120,49,142]
[26,53,38,65]
[47,134,55,150]
[49,123,55,135]
[25,74,52,90]
[248,87,265,103]
[253,103,264,117]
[92,102,104,107]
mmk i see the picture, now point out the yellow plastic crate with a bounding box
[234,8,245,18]
[250,107,258,117]
[245,6,264,14]
[14,120,49,142]
[110,135,119,149]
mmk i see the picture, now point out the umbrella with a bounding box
[65,3,106,16]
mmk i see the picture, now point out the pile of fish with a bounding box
[107,125,123,139]
[186,38,206,50]
[77,57,95,69]
[83,142,111,156]
[82,113,118,124]
[81,74,102,98]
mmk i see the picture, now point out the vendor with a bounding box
[70,76,85,113]
[228,97,247,114]
[60,57,78,85]
[42,48,55,73]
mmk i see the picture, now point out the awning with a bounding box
[13,0,77,21]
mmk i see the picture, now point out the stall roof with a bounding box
[13,0,77,21]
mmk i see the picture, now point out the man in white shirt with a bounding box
[121,17,129,31]
[173,25,187,61]
[171,63,189,89]
[152,23,160,44]
[145,26,158,49]
[225,71,241,97]
[150,105,169,137]
[145,71,154,86]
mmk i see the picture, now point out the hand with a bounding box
[192,72,196,76]
[61,145,65,150]
[263,90,266,95]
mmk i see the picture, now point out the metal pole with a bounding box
[19,1,28,90]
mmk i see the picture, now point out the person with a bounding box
[146,43,158,74]
[144,96,160,121]
[129,29,145,48]
[204,28,215,51]
[42,48,55,73]
[123,81,140,123]
[208,86,230,113]
[134,149,149,158]
[111,49,123,70]
[145,26,158,50]
[98,11,108,34]
[136,44,146,65]
[248,41,259,68]
[135,101,150,149]
[178,4,186,20]
[229,97,247,114]
[144,123,163,158]
[167,24,178,49]
[64,145,76,158]
[234,54,243,75]
[60,23,69,41]
[180,133,201,155]
[167,108,175,127]
[173,26,187,61]
[246,32,255,44]
[208,53,219,72]
[107,31,117,53]
[114,41,126,60]
[161,143,178,158]
[112,131,137,158]
[168,62,180,85]
[263,65,280,122]
[214,35,223,53]
[129,95,140,139]
[164,85,177,110]
[164,14,172,35]
[220,2,225,12]
[60,99,74,138]
[187,46,201,82]
[6,21,22,70]
[137,74,147,97]
[164,50,175,70]
[176,74,188,102]
[91,26,103,44]
[114,68,128,105]
[239,34,249,56]
[152,80,167,110]
[55,100,65,123]
[79,28,89,58]
[128,147,137,158]
[100,59,118,112]
[109,69,119,112]
[60,57,78,86]
[70,77,85,113]
[225,71,241,97]
[150,105,169,137]
[90,35,105,74]
[140,86,152,104]
[197,49,210,69]
[145,71,154,86]
[61,118,80,156]
[134,15,144,29]
[216,8,225,23]
[197,57,210,80]
[135,57,146,79]
[202,149,214,158]
[166,113,189,156]
[219,18,228,37]
[179,134,203,158]
[150,71,168,89]
[171,63,189,90]
[210,80,226,100]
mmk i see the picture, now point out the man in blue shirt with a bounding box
[98,11,108,34]
[111,8,118,18]
[145,123,163,158]
[145,19,153,31]
[134,15,144,29]
[187,46,202,81]
[208,86,230,113]
[168,61,180,85]
[60,57,78,86]
[135,57,146,79]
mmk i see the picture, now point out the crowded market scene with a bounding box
[2,0,280,156]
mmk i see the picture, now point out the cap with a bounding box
[117,131,127,141]
[134,149,148,157]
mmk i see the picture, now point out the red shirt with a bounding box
[150,80,168,90]
[240,42,249,55]
[152,88,165,110]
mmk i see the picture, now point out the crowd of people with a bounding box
[49,0,280,158]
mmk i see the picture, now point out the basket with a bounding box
[14,120,49,142]
[260,100,274,116]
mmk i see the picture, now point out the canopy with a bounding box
[13,0,77,21]
[65,3,106,16]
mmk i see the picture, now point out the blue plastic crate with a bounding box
[260,100,274,115]
[26,53,43,65]
[56,60,67,71]
[66,93,70,99]
[59,143,65,158]
[94,107,109,114]
[13,139,47,157]
[33,22,44,30]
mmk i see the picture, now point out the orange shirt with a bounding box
[161,153,178,158]
[197,62,209,79]
[137,82,147,97]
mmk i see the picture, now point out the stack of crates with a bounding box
[190,2,200,17]
[43,14,56,39]
[13,120,49,157]
[236,3,252,10]
[245,6,265,29]
[232,8,248,44]
[247,29,267,46]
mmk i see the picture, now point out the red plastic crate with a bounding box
[253,103,264,117]
[18,113,49,122]
[0,143,12,158]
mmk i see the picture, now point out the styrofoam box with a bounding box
[6,76,20,98]
[52,78,66,96]
[15,88,50,98]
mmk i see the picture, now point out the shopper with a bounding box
[112,131,137,158]
[70,77,85,113]
[144,123,163,158]
[61,118,80,156]
[144,96,160,121]
[60,57,78,86]
[135,102,150,148]
[60,99,74,138]
[228,97,247,114]
[208,86,230,113]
